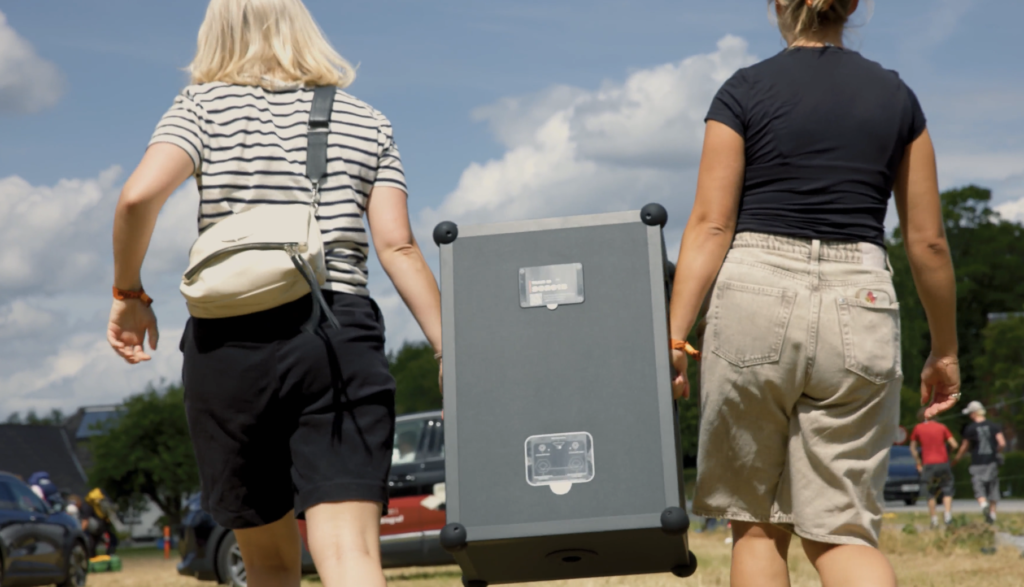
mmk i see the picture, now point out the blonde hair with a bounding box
[773,0,855,43]
[189,0,355,89]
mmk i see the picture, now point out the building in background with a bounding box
[0,424,89,496]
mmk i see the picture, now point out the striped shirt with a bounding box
[150,82,407,297]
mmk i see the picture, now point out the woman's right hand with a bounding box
[920,353,960,419]
[107,299,159,364]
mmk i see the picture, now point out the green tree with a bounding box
[89,383,199,529]
[974,313,1024,433]
[2,408,65,426]
[888,185,1024,427]
[388,342,442,415]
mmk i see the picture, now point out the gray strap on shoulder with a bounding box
[306,85,335,206]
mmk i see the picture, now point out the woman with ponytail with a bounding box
[669,1,960,585]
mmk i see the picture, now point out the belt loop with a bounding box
[810,239,821,285]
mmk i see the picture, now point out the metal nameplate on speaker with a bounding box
[519,263,584,309]
[525,432,595,495]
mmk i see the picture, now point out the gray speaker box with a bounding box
[433,204,697,586]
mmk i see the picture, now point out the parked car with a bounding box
[0,471,89,587]
[883,445,922,505]
[178,410,453,586]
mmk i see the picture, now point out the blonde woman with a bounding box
[669,1,960,586]
[106,1,441,585]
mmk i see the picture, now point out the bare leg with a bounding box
[305,501,386,587]
[927,497,937,519]
[731,522,791,587]
[942,496,953,517]
[803,539,896,587]
[233,510,303,587]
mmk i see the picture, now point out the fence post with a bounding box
[164,526,171,559]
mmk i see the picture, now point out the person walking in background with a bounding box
[909,409,958,527]
[105,0,442,585]
[668,1,961,585]
[954,401,1006,523]
[82,487,119,557]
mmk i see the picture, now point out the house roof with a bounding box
[73,407,121,440]
[0,425,89,495]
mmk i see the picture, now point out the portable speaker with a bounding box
[433,204,697,586]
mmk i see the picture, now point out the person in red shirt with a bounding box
[909,409,959,527]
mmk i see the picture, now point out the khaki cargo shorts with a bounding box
[692,232,902,547]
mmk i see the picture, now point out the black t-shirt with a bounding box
[963,421,1003,466]
[706,46,927,246]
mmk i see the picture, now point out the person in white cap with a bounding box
[954,401,1006,523]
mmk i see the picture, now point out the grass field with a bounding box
[90,514,1024,587]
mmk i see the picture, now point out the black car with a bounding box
[178,410,453,586]
[0,471,89,587]
[883,445,921,505]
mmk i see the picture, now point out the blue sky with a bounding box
[1,0,1022,417]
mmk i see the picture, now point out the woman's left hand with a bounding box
[438,359,444,396]
[671,348,690,400]
[107,299,159,364]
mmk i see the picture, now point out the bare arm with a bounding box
[947,436,959,450]
[366,187,442,353]
[892,129,960,418]
[668,121,745,399]
[953,439,969,464]
[108,144,194,363]
[909,439,923,471]
[996,432,1006,451]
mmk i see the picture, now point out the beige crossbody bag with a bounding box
[180,86,340,331]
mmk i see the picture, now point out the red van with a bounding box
[178,410,453,587]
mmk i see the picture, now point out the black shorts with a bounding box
[181,292,396,530]
[921,463,955,500]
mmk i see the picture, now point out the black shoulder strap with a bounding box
[306,86,335,198]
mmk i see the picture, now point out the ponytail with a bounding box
[773,0,855,43]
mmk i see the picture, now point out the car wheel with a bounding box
[56,542,89,587]
[217,532,247,587]
[904,497,918,506]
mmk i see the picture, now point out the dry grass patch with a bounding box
[89,514,1024,587]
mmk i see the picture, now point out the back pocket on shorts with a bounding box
[711,281,797,367]
[836,296,901,384]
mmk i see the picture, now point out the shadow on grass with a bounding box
[305,569,463,584]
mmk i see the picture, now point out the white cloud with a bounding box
[0,169,198,297]
[0,167,121,295]
[995,192,1024,224]
[0,9,63,114]
[363,36,757,350]
[420,35,756,230]
[0,328,184,415]
[0,299,57,339]
[0,170,198,418]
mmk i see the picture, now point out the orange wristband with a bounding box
[113,286,154,307]
[670,338,701,361]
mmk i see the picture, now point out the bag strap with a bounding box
[300,86,341,333]
[306,86,336,209]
